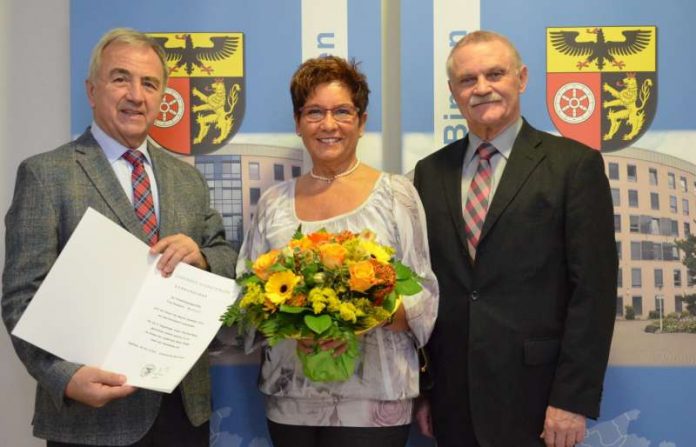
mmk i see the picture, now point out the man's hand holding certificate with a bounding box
[12,208,238,393]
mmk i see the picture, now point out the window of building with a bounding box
[649,168,658,185]
[681,176,688,192]
[685,222,691,236]
[627,164,637,182]
[291,166,302,178]
[661,243,679,261]
[654,269,663,288]
[668,172,676,189]
[683,199,690,216]
[674,269,682,287]
[608,162,619,180]
[616,296,624,317]
[650,192,659,210]
[631,268,642,287]
[249,187,261,205]
[676,296,684,313]
[274,164,285,181]
[630,241,640,260]
[614,214,621,232]
[248,162,260,180]
[611,188,620,207]
[671,219,679,236]
[642,241,662,260]
[629,215,640,233]
[616,241,622,260]
[628,190,639,207]
[617,268,623,288]
[689,273,696,287]
[632,296,643,316]
[196,162,215,179]
[221,160,241,179]
[670,195,678,213]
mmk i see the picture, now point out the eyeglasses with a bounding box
[299,105,360,123]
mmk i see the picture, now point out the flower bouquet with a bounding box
[221,227,423,382]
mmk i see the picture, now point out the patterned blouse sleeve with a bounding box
[233,186,273,352]
[390,174,439,347]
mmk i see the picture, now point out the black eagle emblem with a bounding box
[154,34,239,75]
[550,28,651,70]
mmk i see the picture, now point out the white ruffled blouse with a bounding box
[235,173,439,427]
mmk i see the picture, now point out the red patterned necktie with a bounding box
[463,142,498,257]
[122,150,159,246]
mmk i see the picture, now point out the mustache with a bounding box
[469,93,503,107]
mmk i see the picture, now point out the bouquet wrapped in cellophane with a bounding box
[221,226,423,382]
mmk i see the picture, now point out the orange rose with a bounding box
[252,249,280,280]
[319,243,347,269]
[308,231,331,246]
[348,260,377,292]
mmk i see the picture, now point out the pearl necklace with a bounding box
[310,158,361,183]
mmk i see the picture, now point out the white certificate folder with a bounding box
[12,207,239,393]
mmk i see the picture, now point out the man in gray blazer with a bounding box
[2,28,236,446]
[414,31,616,446]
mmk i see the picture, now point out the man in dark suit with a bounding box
[2,28,236,446]
[413,31,617,447]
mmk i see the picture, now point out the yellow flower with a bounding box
[348,260,377,292]
[265,271,301,305]
[338,302,361,323]
[326,294,342,313]
[289,236,312,251]
[360,239,393,263]
[253,249,281,280]
[239,283,264,309]
[319,243,347,269]
[308,287,338,314]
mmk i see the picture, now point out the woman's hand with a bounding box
[296,337,348,357]
[383,303,409,332]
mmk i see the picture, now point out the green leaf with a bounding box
[304,314,332,335]
[279,304,308,314]
[396,277,422,296]
[394,261,415,280]
[382,291,397,312]
[293,224,304,240]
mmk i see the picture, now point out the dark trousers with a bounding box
[267,419,411,447]
[47,389,209,447]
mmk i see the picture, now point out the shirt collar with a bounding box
[465,117,523,165]
[90,121,151,164]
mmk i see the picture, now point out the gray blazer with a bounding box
[2,129,237,445]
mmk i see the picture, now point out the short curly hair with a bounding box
[290,55,370,119]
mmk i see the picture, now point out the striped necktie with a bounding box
[463,142,497,258]
[122,150,159,246]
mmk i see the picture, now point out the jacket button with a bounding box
[471,290,479,301]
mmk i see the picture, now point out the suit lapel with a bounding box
[440,137,475,259]
[479,121,545,244]
[74,130,148,241]
[148,145,175,238]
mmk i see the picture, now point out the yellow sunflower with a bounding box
[265,271,301,305]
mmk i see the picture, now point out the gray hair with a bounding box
[87,27,168,88]
[446,30,523,79]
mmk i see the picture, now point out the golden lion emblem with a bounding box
[603,73,653,141]
[192,79,241,144]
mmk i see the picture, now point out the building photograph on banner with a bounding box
[402,0,695,445]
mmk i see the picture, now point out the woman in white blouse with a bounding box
[237,55,438,447]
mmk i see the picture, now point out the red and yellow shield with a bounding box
[546,26,657,151]
[147,32,245,155]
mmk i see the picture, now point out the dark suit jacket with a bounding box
[2,129,237,445]
[413,120,617,446]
